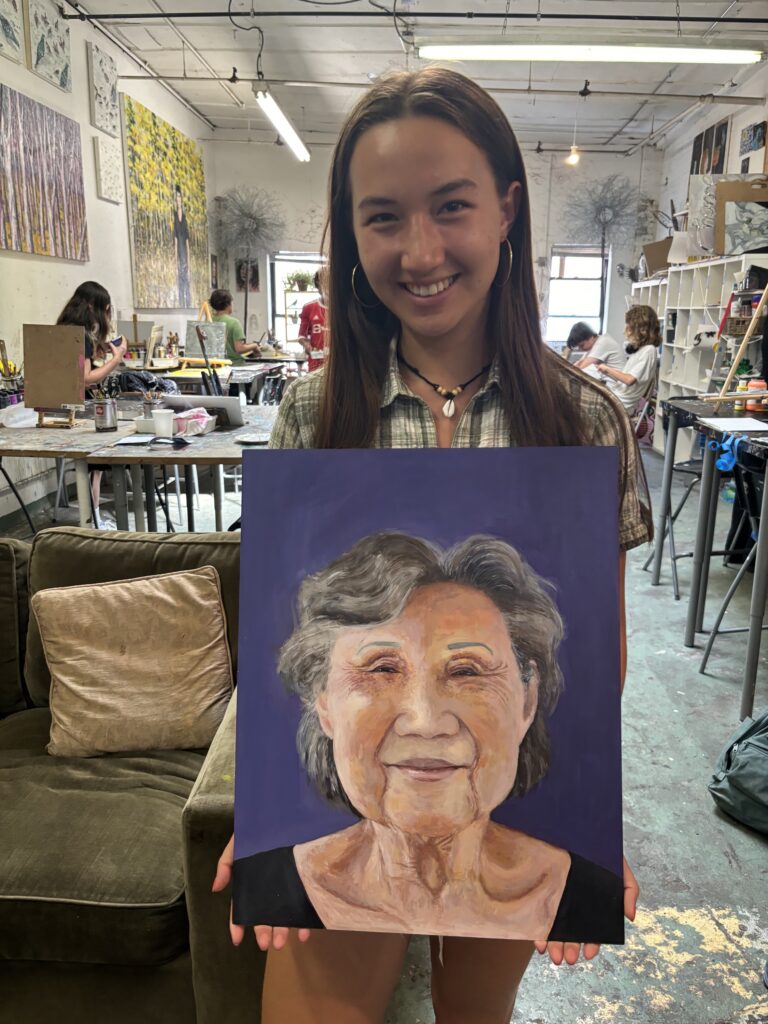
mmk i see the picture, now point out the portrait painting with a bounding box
[0,84,89,259]
[710,118,729,176]
[233,448,625,944]
[25,0,70,91]
[122,95,209,309]
[0,0,25,64]
[235,257,260,292]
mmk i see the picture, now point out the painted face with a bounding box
[349,116,519,344]
[317,583,538,838]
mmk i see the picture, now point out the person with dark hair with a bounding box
[234,532,623,942]
[298,267,329,372]
[566,322,625,371]
[597,305,661,413]
[173,185,192,307]
[209,288,262,363]
[213,67,652,1022]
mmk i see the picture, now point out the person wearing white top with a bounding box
[566,323,626,371]
[597,305,661,414]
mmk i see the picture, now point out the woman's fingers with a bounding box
[535,941,600,965]
[254,926,275,951]
[623,856,639,922]
[211,834,235,893]
[229,901,246,947]
[584,943,601,961]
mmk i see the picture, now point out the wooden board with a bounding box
[23,324,85,409]
[184,320,227,359]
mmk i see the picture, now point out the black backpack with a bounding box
[709,708,768,834]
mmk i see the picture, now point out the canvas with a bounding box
[86,41,119,137]
[184,320,227,359]
[93,136,124,205]
[233,448,625,944]
[0,84,89,260]
[25,0,70,91]
[122,94,210,309]
[723,201,768,256]
[0,0,25,64]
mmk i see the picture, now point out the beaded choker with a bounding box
[397,347,492,418]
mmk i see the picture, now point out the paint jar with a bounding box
[746,380,766,413]
[733,381,748,413]
[94,398,118,432]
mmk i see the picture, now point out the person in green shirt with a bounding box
[210,289,262,364]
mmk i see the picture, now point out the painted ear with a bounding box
[522,662,539,733]
[315,691,334,739]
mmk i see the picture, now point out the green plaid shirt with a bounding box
[270,345,651,551]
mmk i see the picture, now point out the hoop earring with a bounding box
[495,239,513,287]
[351,264,380,309]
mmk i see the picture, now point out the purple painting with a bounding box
[234,448,623,942]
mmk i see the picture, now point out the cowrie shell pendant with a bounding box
[442,397,456,418]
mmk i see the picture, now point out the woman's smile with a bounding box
[384,757,471,782]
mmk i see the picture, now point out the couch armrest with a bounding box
[183,692,266,1024]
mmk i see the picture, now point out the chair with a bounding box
[631,370,658,440]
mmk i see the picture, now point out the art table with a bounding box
[87,406,279,532]
[0,420,136,529]
[651,397,768,718]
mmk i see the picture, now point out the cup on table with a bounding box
[151,408,175,438]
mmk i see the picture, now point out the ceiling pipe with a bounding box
[60,1,216,129]
[148,0,243,108]
[60,8,768,24]
[624,101,704,156]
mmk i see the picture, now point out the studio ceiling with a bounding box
[64,1,768,153]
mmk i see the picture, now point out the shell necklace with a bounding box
[397,346,492,418]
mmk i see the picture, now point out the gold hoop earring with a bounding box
[351,264,380,309]
[497,239,513,287]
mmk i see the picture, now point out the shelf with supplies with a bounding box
[632,253,768,458]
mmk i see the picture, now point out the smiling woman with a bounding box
[233,532,623,943]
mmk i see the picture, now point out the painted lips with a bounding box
[386,758,468,781]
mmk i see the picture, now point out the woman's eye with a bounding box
[449,665,481,678]
[366,212,396,225]
[365,661,400,673]
[441,200,469,215]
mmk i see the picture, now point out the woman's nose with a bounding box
[393,674,459,738]
[400,214,444,275]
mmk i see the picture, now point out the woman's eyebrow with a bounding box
[447,642,494,654]
[357,640,401,652]
[357,179,477,211]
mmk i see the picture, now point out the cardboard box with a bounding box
[642,236,673,276]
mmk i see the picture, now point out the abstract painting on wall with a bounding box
[0,83,89,260]
[122,94,209,309]
[87,41,119,137]
[25,0,70,91]
[233,448,625,943]
[0,0,25,64]
[93,136,124,205]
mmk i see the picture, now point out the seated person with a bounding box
[210,288,262,364]
[566,322,625,371]
[596,305,660,414]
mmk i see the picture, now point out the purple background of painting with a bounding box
[235,448,622,875]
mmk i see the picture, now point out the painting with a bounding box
[25,0,71,91]
[722,201,768,256]
[93,136,124,204]
[689,118,729,182]
[235,258,260,292]
[738,121,767,175]
[184,320,227,359]
[87,41,119,137]
[233,448,625,943]
[0,84,89,260]
[122,94,209,309]
[0,0,25,64]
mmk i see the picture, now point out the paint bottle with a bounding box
[746,380,766,413]
[733,381,748,413]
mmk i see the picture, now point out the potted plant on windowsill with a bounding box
[287,270,314,292]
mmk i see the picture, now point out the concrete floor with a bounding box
[4,448,768,1023]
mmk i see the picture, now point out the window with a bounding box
[268,252,322,342]
[545,246,606,345]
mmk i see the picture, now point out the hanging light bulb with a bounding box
[566,144,581,166]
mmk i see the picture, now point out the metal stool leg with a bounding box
[699,546,757,673]
[172,464,183,523]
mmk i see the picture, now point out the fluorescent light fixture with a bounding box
[417,43,763,65]
[254,89,310,162]
[565,145,580,166]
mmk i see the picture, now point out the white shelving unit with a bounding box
[632,254,768,457]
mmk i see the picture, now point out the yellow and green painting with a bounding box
[0,84,89,260]
[122,95,209,309]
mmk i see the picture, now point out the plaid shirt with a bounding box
[270,345,651,551]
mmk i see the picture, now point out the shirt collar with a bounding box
[380,339,501,410]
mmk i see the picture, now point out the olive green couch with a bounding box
[0,527,264,1024]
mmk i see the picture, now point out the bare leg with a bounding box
[430,936,533,1024]
[262,930,409,1024]
[90,470,102,517]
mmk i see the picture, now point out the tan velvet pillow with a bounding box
[31,565,233,757]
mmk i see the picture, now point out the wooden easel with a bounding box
[714,281,768,412]
[36,407,76,429]
[197,302,213,323]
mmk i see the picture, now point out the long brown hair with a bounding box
[56,281,112,348]
[315,66,594,449]
[625,305,662,349]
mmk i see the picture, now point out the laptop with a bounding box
[161,394,245,429]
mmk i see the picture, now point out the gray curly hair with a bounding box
[278,532,564,814]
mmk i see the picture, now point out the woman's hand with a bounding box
[108,336,128,362]
[596,363,610,377]
[534,856,639,966]
[212,834,312,951]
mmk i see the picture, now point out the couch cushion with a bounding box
[0,538,31,715]
[33,566,233,757]
[24,527,240,707]
[0,708,205,966]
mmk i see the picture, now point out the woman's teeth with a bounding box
[404,276,456,297]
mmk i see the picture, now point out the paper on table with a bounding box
[114,433,155,445]
[698,417,768,432]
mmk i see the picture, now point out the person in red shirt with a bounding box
[298,269,328,372]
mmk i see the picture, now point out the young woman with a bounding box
[214,67,651,1024]
[56,281,127,390]
[597,304,661,413]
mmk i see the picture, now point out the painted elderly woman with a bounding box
[234,532,623,942]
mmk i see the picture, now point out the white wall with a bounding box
[0,21,213,518]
